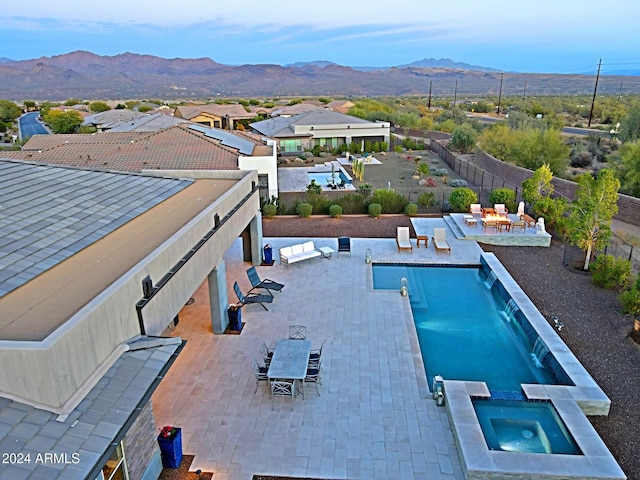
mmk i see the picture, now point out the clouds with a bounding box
[3,0,640,73]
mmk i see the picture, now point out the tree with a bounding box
[618,103,640,143]
[449,123,478,153]
[89,101,110,113]
[0,100,22,122]
[522,163,554,204]
[478,123,516,161]
[23,100,36,111]
[138,105,153,113]
[448,187,478,212]
[63,98,82,106]
[566,169,620,271]
[43,110,84,134]
[616,141,640,197]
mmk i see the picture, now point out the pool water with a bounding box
[372,265,563,392]
[308,171,350,186]
[473,399,581,454]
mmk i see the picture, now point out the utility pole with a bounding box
[452,80,457,110]
[428,81,432,109]
[497,73,504,116]
[588,59,601,128]
[617,80,623,102]
[522,81,527,101]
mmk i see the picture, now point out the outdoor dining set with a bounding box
[252,325,324,410]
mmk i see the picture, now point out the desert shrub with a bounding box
[531,196,567,229]
[296,202,313,218]
[489,188,517,213]
[449,178,468,188]
[590,254,631,289]
[379,141,389,152]
[358,183,373,197]
[368,203,382,218]
[332,193,367,214]
[448,187,478,213]
[262,203,277,218]
[417,191,436,207]
[306,180,322,194]
[415,162,430,176]
[404,203,418,217]
[433,168,448,176]
[571,151,593,168]
[619,276,640,316]
[329,204,343,218]
[370,189,409,213]
[394,145,403,153]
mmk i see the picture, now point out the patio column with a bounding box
[250,212,264,266]
[208,260,228,334]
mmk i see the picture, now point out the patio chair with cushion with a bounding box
[337,237,351,256]
[469,203,482,216]
[494,204,508,218]
[308,342,323,368]
[304,365,322,396]
[271,381,295,410]
[396,227,413,251]
[246,266,284,296]
[511,219,526,232]
[289,324,307,340]
[260,342,275,366]
[233,281,273,311]
[252,357,269,394]
[432,227,451,254]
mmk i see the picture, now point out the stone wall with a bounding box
[124,399,160,480]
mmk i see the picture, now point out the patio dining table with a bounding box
[267,339,311,396]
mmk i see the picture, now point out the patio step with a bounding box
[443,215,466,239]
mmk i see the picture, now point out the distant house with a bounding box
[83,110,189,132]
[270,103,322,117]
[174,104,256,130]
[325,99,355,114]
[4,124,279,197]
[249,109,390,155]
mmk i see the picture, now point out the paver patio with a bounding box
[152,219,483,479]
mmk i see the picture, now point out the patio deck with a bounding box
[152,219,475,480]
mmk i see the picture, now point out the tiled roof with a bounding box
[175,104,255,120]
[271,103,322,116]
[107,113,191,132]
[82,110,147,126]
[0,159,193,297]
[3,125,241,172]
[0,337,184,480]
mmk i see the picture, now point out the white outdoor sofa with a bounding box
[279,241,321,265]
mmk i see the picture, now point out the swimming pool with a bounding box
[307,171,350,186]
[372,264,571,392]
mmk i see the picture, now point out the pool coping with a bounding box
[386,252,625,480]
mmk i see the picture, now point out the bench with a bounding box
[521,214,537,227]
[279,241,321,265]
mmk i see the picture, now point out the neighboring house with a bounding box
[270,103,322,117]
[325,99,355,114]
[174,104,255,130]
[3,124,278,197]
[106,112,192,132]
[0,158,263,479]
[249,109,390,155]
[81,109,146,131]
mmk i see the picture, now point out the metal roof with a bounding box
[0,159,193,298]
[187,125,255,155]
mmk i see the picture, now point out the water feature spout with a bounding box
[531,337,549,368]
[502,299,520,322]
[485,271,498,289]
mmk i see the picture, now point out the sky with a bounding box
[4,0,640,75]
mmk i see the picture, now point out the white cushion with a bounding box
[280,247,293,257]
[302,241,315,252]
[291,244,304,255]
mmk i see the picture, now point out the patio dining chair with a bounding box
[271,381,295,410]
[246,266,284,296]
[289,325,307,340]
[304,365,322,396]
[260,342,275,366]
[233,281,273,311]
[308,342,323,368]
[251,357,269,394]
[337,237,351,256]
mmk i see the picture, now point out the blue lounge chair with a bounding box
[246,266,284,296]
[233,282,273,311]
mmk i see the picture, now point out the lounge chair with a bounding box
[233,281,273,311]
[432,228,451,254]
[396,227,413,251]
[246,266,284,296]
[469,203,482,216]
[494,204,508,218]
[337,237,351,256]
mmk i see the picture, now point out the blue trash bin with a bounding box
[157,427,182,468]
[228,306,241,331]
[263,244,273,264]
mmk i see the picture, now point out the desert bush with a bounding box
[489,188,517,213]
[433,168,448,176]
[417,191,436,207]
[449,178,468,188]
[262,203,277,218]
[591,254,631,289]
[619,276,640,316]
[370,189,409,213]
[415,162,430,176]
[571,151,593,168]
[448,187,478,212]
[531,197,567,229]
[404,203,418,217]
[296,202,313,218]
[332,193,367,214]
[368,203,382,218]
[394,145,403,153]
[306,180,322,194]
[358,183,373,197]
[329,204,343,218]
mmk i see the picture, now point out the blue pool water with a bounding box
[473,399,581,454]
[308,171,350,185]
[373,264,568,392]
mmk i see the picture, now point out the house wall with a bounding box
[0,171,260,413]
[238,139,278,198]
[293,121,390,144]
[124,399,161,480]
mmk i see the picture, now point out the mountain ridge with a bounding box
[0,50,638,100]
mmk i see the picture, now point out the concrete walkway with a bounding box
[152,220,483,479]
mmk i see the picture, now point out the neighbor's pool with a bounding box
[307,171,350,186]
[372,264,571,392]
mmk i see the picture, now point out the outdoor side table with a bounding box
[318,246,334,259]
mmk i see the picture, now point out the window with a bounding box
[279,139,303,153]
[96,442,129,480]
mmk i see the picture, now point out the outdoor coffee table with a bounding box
[318,246,334,259]
[463,215,478,227]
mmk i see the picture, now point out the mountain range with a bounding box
[0,51,638,101]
